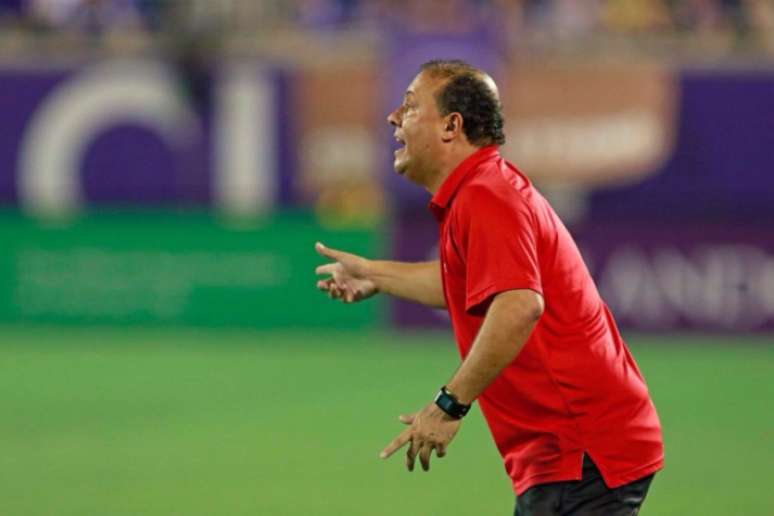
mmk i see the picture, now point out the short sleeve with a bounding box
[457,186,542,315]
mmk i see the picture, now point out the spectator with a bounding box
[26,0,145,33]
[672,0,731,32]
[550,0,602,40]
[0,0,24,16]
[601,0,673,33]
[742,0,774,50]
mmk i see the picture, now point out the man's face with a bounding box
[387,72,447,185]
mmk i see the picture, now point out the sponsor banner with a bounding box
[577,224,774,332]
[588,70,774,225]
[0,60,289,218]
[291,64,385,227]
[500,63,677,189]
[0,211,380,328]
[391,209,774,332]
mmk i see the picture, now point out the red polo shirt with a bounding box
[429,146,663,495]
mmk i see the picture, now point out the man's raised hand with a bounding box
[315,242,378,303]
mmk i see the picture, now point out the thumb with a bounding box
[398,413,416,425]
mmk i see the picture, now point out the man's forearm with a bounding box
[445,290,543,404]
[367,260,445,308]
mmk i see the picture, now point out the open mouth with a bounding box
[394,134,406,154]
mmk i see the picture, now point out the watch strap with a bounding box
[434,386,471,419]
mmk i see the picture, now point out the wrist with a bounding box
[434,386,472,420]
[444,382,474,405]
[363,259,382,293]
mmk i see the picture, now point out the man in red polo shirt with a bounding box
[314,59,663,515]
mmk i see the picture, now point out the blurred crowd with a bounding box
[1,0,773,54]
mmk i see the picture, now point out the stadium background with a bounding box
[0,1,772,514]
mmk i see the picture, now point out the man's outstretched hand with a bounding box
[315,242,378,303]
[379,403,462,472]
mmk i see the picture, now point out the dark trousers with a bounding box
[514,455,654,516]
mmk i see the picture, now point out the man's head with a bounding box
[387,59,505,190]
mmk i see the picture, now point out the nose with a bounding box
[387,107,401,128]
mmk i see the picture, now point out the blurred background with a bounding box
[0,1,772,515]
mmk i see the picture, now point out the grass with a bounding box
[0,326,771,515]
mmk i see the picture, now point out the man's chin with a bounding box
[394,160,409,176]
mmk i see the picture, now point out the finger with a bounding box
[315,263,338,276]
[406,438,420,472]
[419,442,433,472]
[336,286,352,303]
[379,430,411,459]
[328,285,343,299]
[435,442,447,458]
[319,279,340,293]
[315,242,348,262]
[398,414,415,425]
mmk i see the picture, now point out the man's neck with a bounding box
[426,143,483,194]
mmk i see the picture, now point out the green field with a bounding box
[0,326,771,516]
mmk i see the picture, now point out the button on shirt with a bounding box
[429,146,664,495]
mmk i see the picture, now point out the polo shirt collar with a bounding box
[429,145,500,216]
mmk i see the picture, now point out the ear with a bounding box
[441,112,463,143]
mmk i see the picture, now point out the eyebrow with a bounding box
[403,91,416,101]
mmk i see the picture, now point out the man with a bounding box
[314,60,663,515]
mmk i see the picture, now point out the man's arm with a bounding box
[444,289,543,404]
[315,242,445,308]
[368,259,445,308]
[380,288,543,471]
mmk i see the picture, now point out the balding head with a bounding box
[420,59,499,99]
[418,59,505,147]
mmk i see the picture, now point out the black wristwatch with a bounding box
[434,386,471,419]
